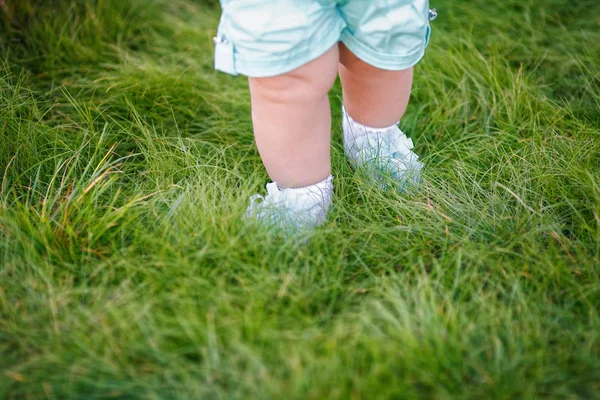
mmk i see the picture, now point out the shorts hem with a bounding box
[340,29,425,71]
[232,30,342,78]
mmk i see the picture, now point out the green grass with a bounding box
[1,0,599,398]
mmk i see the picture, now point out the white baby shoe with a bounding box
[243,175,333,235]
[342,106,423,190]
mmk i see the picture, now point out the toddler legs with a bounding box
[244,42,422,232]
[338,42,423,189]
[248,45,339,189]
[248,42,415,188]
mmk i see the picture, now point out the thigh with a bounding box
[249,44,340,105]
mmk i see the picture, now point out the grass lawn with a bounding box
[1,0,599,398]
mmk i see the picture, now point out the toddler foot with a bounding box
[342,107,423,190]
[243,175,333,235]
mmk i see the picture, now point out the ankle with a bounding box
[341,104,402,130]
[342,106,399,143]
[275,171,333,190]
[276,175,334,204]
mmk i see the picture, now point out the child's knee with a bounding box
[249,45,338,104]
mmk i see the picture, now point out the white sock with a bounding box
[342,106,400,152]
[341,106,422,188]
[275,175,333,226]
[277,175,333,207]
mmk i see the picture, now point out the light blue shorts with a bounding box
[214,0,433,77]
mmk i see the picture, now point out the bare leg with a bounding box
[338,43,423,189]
[249,45,339,189]
[338,42,413,127]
